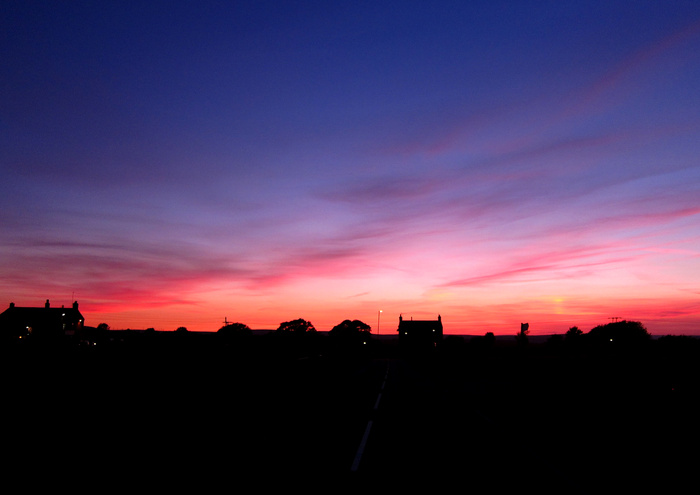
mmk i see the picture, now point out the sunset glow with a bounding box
[2,2,700,335]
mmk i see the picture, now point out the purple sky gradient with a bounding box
[2,1,700,334]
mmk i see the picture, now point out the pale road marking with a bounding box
[373,392,382,410]
[350,420,373,472]
[350,362,390,473]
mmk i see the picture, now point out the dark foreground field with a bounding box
[2,335,699,493]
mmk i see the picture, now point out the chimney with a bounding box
[9,302,14,308]
[73,301,79,310]
[45,299,50,308]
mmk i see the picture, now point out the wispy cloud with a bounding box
[439,243,640,288]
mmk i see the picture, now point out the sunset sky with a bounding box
[2,1,700,335]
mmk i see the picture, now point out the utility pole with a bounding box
[609,317,621,323]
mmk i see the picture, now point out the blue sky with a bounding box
[2,1,700,333]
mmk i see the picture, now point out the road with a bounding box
[349,352,699,495]
[348,358,586,493]
[3,344,698,493]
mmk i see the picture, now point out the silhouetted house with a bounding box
[0,300,84,341]
[397,315,443,349]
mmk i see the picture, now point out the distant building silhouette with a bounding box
[397,314,443,349]
[0,300,84,340]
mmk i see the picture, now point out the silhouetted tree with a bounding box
[175,326,189,333]
[217,322,251,344]
[97,322,110,332]
[588,320,650,348]
[565,326,583,342]
[217,322,252,335]
[328,319,371,352]
[329,319,371,338]
[276,318,316,334]
[272,318,319,358]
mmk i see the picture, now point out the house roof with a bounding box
[397,315,443,333]
[0,301,84,327]
[398,319,442,329]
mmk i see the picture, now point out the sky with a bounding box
[2,1,700,335]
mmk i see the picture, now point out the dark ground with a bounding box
[2,334,698,493]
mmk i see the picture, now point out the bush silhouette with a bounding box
[276,318,316,334]
[217,322,252,336]
[328,319,371,353]
[587,320,650,348]
[329,319,370,339]
[217,322,252,346]
[565,326,583,342]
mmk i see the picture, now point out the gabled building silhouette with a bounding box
[0,300,84,340]
[397,314,443,349]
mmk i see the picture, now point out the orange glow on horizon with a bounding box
[71,290,700,336]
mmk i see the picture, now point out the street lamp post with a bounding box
[377,310,382,335]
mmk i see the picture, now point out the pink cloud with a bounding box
[439,241,641,288]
